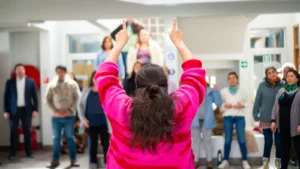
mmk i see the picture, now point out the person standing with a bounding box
[271,69,300,169]
[3,64,38,160]
[162,66,178,95]
[253,67,282,169]
[78,71,110,169]
[127,29,164,75]
[94,36,125,81]
[46,66,80,168]
[192,83,222,169]
[218,72,250,169]
[280,63,298,166]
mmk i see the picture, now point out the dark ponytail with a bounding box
[130,64,175,153]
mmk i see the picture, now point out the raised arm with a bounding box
[105,20,129,63]
[170,18,193,62]
[95,20,131,120]
[171,18,206,124]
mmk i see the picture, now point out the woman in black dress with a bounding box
[271,69,300,169]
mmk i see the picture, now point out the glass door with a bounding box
[251,50,285,98]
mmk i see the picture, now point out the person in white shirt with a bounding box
[218,72,250,169]
[3,64,39,160]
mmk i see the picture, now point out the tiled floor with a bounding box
[0,150,298,169]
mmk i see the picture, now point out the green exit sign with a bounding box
[241,61,248,68]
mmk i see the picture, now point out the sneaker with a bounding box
[26,153,34,159]
[71,160,80,167]
[242,161,250,169]
[275,158,281,169]
[207,161,213,169]
[293,160,299,166]
[89,163,98,169]
[46,161,60,168]
[7,155,16,160]
[258,158,269,169]
[218,160,229,169]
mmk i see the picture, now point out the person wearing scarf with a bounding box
[218,72,250,169]
[271,69,300,169]
[253,67,283,169]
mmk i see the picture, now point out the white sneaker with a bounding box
[243,161,250,169]
[218,160,229,169]
[258,158,269,169]
[274,158,281,169]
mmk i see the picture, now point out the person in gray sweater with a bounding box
[253,66,283,169]
[46,65,81,168]
[271,69,300,169]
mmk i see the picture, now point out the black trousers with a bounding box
[10,107,32,156]
[88,125,110,164]
[280,131,300,169]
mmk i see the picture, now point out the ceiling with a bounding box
[118,0,300,5]
[0,0,300,28]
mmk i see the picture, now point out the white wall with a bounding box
[0,32,11,146]
[9,32,40,70]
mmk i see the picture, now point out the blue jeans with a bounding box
[224,116,247,161]
[52,116,76,161]
[263,128,280,158]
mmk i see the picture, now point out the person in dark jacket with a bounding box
[125,61,143,96]
[271,69,300,169]
[3,63,39,160]
[253,66,283,169]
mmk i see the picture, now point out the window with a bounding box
[68,34,101,53]
[72,59,94,88]
[206,76,216,88]
[250,28,284,48]
[138,17,165,50]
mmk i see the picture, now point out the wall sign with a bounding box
[241,61,248,68]
[168,53,175,60]
[169,68,175,76]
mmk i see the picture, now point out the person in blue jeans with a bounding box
[218,72,250,169]
[253,67,282,169]
[46,66,81,168]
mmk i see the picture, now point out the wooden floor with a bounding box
[0,150,298,169]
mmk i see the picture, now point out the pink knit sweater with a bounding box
[95,59,206,169]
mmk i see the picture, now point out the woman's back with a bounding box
[95,59,206,169]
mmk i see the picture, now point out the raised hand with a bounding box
[115,19,129,47]
[169,18,183,46]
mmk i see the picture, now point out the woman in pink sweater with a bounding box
[95,19,206,169]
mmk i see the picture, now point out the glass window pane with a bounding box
[69,34,101,53]
[151,18,156,24]
[250,29,284,48]
[151,26,157,33]
[72,59,95,88]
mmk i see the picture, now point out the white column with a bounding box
[163,16,179,85]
